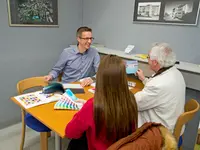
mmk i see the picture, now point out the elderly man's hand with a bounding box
[81,77,93,87]
[136,69,145,81]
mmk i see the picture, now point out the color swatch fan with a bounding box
[54,93,83,110]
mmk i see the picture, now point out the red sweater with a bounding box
[65,98,135,150]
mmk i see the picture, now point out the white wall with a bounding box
[83,0,200,64]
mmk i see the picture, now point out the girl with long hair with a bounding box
[65,55,138,150]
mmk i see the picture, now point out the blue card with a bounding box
[126,60,138,74]
[65,89,78,101]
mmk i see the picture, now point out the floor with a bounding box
[0,122,200,150]
[0,123,70,150]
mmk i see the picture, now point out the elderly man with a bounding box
[135,43,186,132]
[44,26,100,86]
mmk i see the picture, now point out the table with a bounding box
[11,77,143,150]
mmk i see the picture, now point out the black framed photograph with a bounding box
[7,0,58,27]
[133,0,200,26]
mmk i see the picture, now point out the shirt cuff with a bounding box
[142,78,149,85]
[49,71,57,79]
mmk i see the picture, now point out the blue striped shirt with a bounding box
[49,46,100,83]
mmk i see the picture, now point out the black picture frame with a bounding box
[7,0,58,27]
[133,0,200,26]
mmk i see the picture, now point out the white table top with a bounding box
[96,46,200,74]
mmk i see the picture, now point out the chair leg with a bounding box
[179,146,183,150]
[20,109,26,150]
[197,134,200,144]
[40,132,48,150]
[179,135,184,150]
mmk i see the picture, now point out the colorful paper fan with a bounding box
[54,93,82,110]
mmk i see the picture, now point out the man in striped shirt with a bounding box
[44,26,100,86]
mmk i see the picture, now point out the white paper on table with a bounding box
[62,83,83,89]
[129,87,133,90]
[91,83,96,87]
[91,83,132,89]
[128,81,136,87]
[79,77,90,82]
[14,91,62,109]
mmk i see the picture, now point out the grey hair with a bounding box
[149,43,176,68]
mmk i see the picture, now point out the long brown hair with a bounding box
[94,55,138,142]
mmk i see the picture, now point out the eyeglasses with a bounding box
[79,37,95,41]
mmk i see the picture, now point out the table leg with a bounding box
[55,134,62,150]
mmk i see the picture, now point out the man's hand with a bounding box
[44,74,53,81]
[81,77,93,87]
[136,69,145,81]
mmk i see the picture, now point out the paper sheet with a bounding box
[90,82,133,89]
[91,83,96,87]
[79,77,90,82]
[88,86,133,94]
[62,83,83,89]
[14,91,62,109]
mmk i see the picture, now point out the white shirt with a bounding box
[135,66,186,132]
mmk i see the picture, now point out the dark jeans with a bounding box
[67,133,88,150]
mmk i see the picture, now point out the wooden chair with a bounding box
[173,99,200,150]
[17,76,50,150]
[57,72,63,82]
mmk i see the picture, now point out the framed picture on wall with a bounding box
[7,0,58,27]
[133,0,200,26]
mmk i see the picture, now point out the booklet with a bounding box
[15,91,62,109]
[126,60,138,74]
